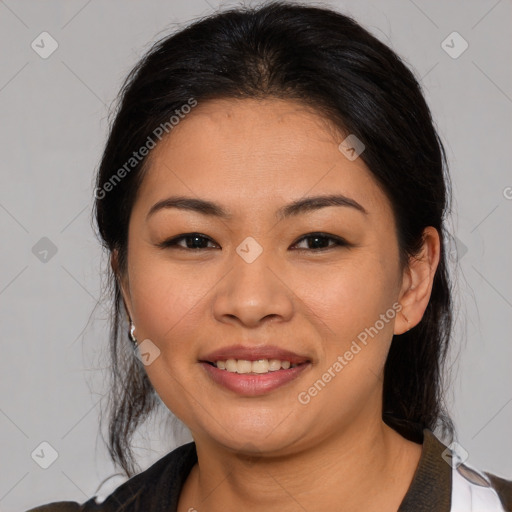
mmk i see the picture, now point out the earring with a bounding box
[129,320,138,345]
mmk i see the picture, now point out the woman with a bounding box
[28,2,512,511]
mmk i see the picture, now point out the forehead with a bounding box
[135,98,392,222]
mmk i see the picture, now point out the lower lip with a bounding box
[200,362,311,396]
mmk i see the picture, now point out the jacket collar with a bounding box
[96,427,452,511]
[398,428,451,511]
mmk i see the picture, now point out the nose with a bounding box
[211,244,294,328]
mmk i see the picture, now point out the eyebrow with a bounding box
[146,194,368,222]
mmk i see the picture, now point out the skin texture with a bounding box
[114,97,440,511]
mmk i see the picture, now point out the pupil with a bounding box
[310,236,326,249]
[188,235,206,248]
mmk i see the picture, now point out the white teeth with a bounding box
[225,359,238,372]
[251,359,269,374]
[213,359,300,374]
[236,359,252,373]
[268,359,282,371]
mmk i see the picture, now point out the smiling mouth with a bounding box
[200,356,312,396]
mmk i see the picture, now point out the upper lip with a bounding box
[200,344,311,364]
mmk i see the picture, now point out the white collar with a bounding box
[450,459,505,511]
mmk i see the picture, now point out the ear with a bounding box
[394,226,441,335]
[111,249,133,321]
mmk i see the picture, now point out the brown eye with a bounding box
[291,233,348,251]
[157,232,349,252]
[158,233,218,250]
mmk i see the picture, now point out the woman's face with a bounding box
[119,97,416,455]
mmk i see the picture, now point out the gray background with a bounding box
[0,0,511,510]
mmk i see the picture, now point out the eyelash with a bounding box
[157,232,349,252]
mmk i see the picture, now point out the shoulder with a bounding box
[25,441,197,512]
[399,427,511,511]
[485,471,512,511]
[26,504,83,512]
[452,458,512,511]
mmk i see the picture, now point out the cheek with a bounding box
[299,257,396,337]
[127,252,210,349]
[301,263,398,406]
[302,260,399,403]
[126,255,212,423]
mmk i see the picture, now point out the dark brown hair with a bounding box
[93,0,454,477]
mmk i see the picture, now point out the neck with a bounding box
[179,418,422,512]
